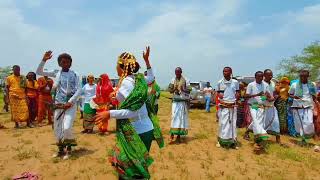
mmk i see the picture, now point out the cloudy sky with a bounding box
[1,0,320,86]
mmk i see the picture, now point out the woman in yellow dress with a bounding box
[6,65,29,128]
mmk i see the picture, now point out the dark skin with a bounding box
[27,73,36,88]
[169,68,185,94]
[244,73,265,99]
[38,76,52,92]
[263,70,275,101]
[220,68,240,100]
[289,71,317,101]
[7,66,21,99]
[175,68,182,80]
[42,51,72,109]
[223,68,232,81]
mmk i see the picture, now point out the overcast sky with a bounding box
[1,0,320,86]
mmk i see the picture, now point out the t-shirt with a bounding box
[216,78,239,103]
[289,83,314,108]
[82,84,97,103]
[203,87,213,98]
[246,81,270,105]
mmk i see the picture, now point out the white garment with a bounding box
[110,75,154,134]
[292,108,315,137]
[82,84,97,103]
[171,101,189,129]
[36,61,81,104]
[264,107,280,134]
[216,78,239,103]
[289,83,314,108]
[145,68,155,85]
[263,80,276,107]
[218,107,237,140]
[248,108,267,135]
[203,87,213,98]
[246,81,270,105]
[36,60,81,142]
[54,104,77,141]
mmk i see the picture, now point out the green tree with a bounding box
[277,41,320,81]
[0,66,12,87]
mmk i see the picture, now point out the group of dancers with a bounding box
[2,45,320,179]
[215,67,320,152]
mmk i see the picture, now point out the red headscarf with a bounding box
[94,74,114,104]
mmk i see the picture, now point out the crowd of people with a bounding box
[2,66,54,129]
[1,46,320,179]
[214,68,320,152]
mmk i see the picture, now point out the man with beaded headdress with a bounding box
[168,67,190,144]
[95,46,163,180]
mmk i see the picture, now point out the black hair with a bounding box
[12,65,20,69]
[255,71,264,77]
[27,72,37,80]
[57,53,72,64]
[299,69,310,75]
[223,67,232,72]
[175,67,182,72]
[264,69,272,74]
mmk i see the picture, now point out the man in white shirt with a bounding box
[203,82,214,112]
[244,71,273,150]
[289,70,317,145]
[263,69,281,143]
[216,67,239,149]
[36,51,81,160]
[168,67,190,144]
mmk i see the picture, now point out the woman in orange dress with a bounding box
[26,72,38,127]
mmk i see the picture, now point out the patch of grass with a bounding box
[3,176,12,180]
[12,132,23,138]
[297,169,307,180]
[52,158,60,164]
[194,132,209,140]
[226,175,235,180]
[268,144,304,162]
[218,153,228,161]
[18,139,33,145]
[13,147,41,161]
[236,153,244,162]
[205,172,214,180]
[168,151,174,160]
[79,141,91,146]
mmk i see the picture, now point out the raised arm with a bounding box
[143,46,155,84]
[36,51,57,78]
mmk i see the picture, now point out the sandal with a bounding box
[12,172,39,180]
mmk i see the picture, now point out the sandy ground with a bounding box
[0,92,320,180]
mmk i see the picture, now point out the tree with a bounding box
[0,66,12,87]
[277,41,320,81]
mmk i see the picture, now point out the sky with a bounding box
[1,0,320,86]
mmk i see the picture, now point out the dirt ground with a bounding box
[0,92,320,180]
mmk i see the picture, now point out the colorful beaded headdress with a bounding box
[117,52,137,79]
